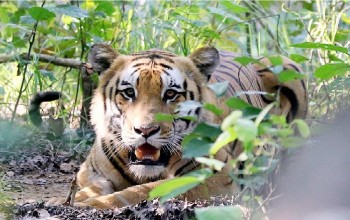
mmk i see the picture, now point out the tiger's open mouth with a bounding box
[129,143,170,166]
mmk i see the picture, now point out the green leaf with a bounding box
[280,136,305,148]
[182,135,213,158]
[50,4,88,18]
[235,119,258,143]
[314,63,350,80]
[95,2,115,16]
[221,1,249,13]
[195,157,225,171]
[226,97,252,110]
[290,42,349,55]
[255,103,275,126]
[207,7,242,22]
[207,81,229,97]
[193,123,222,141]
[149,169,212,203]
[268,56,283,66]
[149,176,202,202]
[203,103,224,116]
[28,7,56,21]
[278,69,305,83]
[155,113,176,122]
[210,127,237,155]
[242,107,263,119]
[292,119,310,138]
[234,56,258,66]
[40,70,57,82]
[195,206,243,220]
[221,111,242,130]
[290,54,309,63]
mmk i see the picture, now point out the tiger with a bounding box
[47,44,307,209]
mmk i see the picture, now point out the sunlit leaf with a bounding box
[195,157,225,171]
[278,69,305,83]
[292,119,310,138]
[255,103,274,126]
[226,97,252,110]
[203,103,224,116]
[221,111,242,130]
[210,127,237,155]
[235,119,258,143]
[149,176,201,202]
[234,56,258,66]
[268,56,283,66]
[290,54,309,63]
[28,7,56,21]
[314,63,350,80]
[195,206,243,220]
[155,113,176,122]
[290,42,349,55]
[149,169,212,203]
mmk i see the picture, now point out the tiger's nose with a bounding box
[134,125,160,138]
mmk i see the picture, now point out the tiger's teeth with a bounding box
[135,148,160,161]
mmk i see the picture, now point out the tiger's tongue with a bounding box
[135,143,160,161]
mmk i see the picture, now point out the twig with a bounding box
[0,53,82,68]
[11,1,45,122]
[63,175,78,206]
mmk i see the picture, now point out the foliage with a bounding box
[150,89,310,217]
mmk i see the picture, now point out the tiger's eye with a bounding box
[165,90,175,98]
[124,88,135,98]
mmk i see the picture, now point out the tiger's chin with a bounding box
[129,164,165,179]
[127,143,171,179]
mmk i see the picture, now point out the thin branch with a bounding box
[0,53,82,69]
[11,1,45,122]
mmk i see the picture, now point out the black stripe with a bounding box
[287,63,301,72]
[101,139,137,185]
[196,84,202,100]
[275,86,299,122]
[189,91,194,100]
[109,87,113,101]
[121,80,131,86]
[159,63,173,70]
[132,62,148,67]
[174,161,199,176]
[183,80,187,90]
[102,79,111,112]
[215,70,252,104]
[163,70,171,76]
[90,158,96,173]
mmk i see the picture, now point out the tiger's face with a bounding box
[89,45,219,179]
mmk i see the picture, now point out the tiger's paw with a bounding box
[46,197,67,206]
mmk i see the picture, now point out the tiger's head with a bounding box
[89,44,219,179]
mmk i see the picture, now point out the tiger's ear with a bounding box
[188,46,220,77]
[88,44,119,75]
